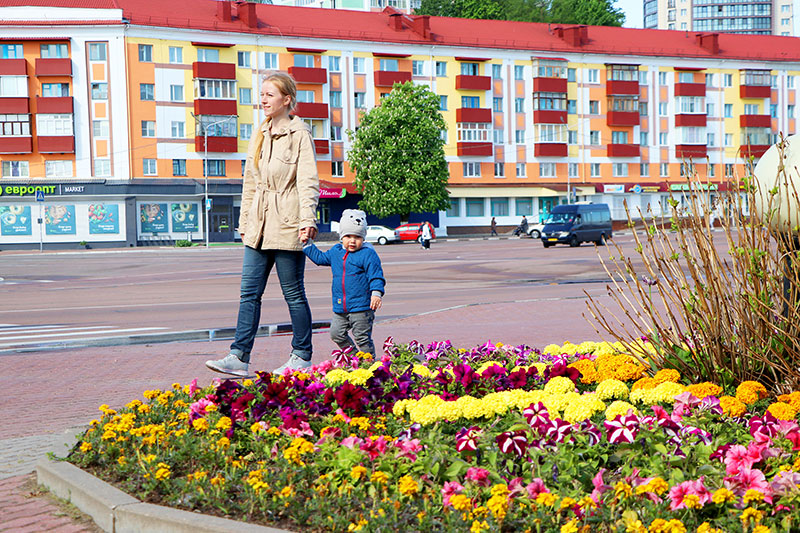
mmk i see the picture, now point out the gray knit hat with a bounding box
[339,209,368,238]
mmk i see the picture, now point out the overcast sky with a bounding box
[616,0,644,28]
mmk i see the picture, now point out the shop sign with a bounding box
[670,184,718,192]
[89,204,120,234]
[171,203,199,232]
[0,184,58,197]
[320,187,346,199]
[603,184,625,194]
[631,184,642,194]
[640,186,661,193]
[45,204,76,235]
[140,203,168,233]
[63,185,85,193]
[0,205,32,235]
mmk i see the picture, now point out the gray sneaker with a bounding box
[205,353,251,377]
[272,354,312,375]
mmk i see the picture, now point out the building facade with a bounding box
[644,0,795,36]
[1,0,800,249]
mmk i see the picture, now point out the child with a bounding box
[304,209,385,356]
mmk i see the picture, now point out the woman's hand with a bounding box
[299,226,318,243]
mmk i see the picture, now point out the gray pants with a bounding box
[330,310,375,356]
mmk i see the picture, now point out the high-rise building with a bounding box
[644,0,795,36]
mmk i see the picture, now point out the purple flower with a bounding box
[496,430,528,456]
[452,364,477,389]
[577,420,603,446]
[543,361,580,383]
[523,402,550,429]
[543,418,573,443]
[750,413,779,439]
[456,426,482,453]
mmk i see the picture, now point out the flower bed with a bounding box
[69,339,800,532]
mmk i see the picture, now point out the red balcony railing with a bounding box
[313,139,329,155]
[675,114,707,127]
[533,110,567,124]
[194,99,237,115]
[294,102,329,119]
[38,136,74,153]
[740,115,771,128]
[288,66,327,84]
[35,58,72,77]
[676,145,708,159]
[740,85,771,99]
[534,143,567,157]
[192,62,236,80]
[0,97,29,114]
[373,71,412,87]
[36,96,73,114]
[607,144,640,157]
[457,142,493,156]
[195,136,237,153]
[0,58,27,75]
[606,80,639,95]
[455,108,492,123]
[0,137,32,154]
[740,145,769,159]
[607,111,639,126]
[533,78,567,93]
[455,75,491,91]
[674,83,706,97]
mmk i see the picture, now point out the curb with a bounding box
[36,458,291,533]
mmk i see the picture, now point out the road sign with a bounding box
[35,190,45,202]
[206,198,212,211]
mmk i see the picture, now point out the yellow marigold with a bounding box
[740,507,763,526]
[685,382,723,399]
[398,475,418,496]
[777,391,800,410]
[697,523,724,533]
[711,487,736,504]
[215,416,232,431]
[626,519,647,533]
[535,492,557,506]
[370,471,389,485]
[143,389,160,400]
[79,441,92,453]
[450,494,473,512]
[561,519,579,533]
[192,418,209,431]
[350,465,367,482]
[682,494,701,509]
[752,526,770,533]
[736,381,768,405]
[486,494,508,521]
[652,369,681,384]
[279,486,295,498]
[632,377,658,391]
[614,481,632,499]
[544,376,576,395]
[470,520,489,533]
[767,402,798,421]
[595,379,630,401]
[155,463,171,481]
[648,518,668,533]
[630,382,686,405]
[596,354,646,382]
[349,417,371,431]
[606,400,637,421]
[743,489,765,504]
[719,396,747,417]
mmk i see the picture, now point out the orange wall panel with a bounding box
[96,139,108,157]
[94,102,107,118]
[355,75,365,91]
[330,73,341,90]
[91,63,106,81]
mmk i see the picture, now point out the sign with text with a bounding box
[0,205,32,235]
[45,205,76,235]
[320,188,346,199]
[171,203,199,232]
[88,203,120,234]
[140,203,168,233]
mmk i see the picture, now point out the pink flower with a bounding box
[725,467,773,503]
[395,438,423,461]
[283,420,314,437]
[360,436,388,460]
[526,478,549,499]
[334,408,351,424]
[311,359,334,374]
[724,445,756,476]
[668,478,709,511]
[340,435,363,449]
[315,426,341,445]
[441,481,464,507]
[590,468,611,503]
[188,378,199,396]
[189,397,215,420]
[465,467,491,487]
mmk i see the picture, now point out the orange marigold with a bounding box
[653,369,681,384]
[632,377,658,391]
[720,396,747,417]
[685,382,723,399]
[777,391,800,411]
[596,355,646,382]
[736,381,768,406]
[767,402,798,421]
[568,360,598,384]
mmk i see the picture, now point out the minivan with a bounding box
[540,203,613,247]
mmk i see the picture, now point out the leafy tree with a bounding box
[548,0,624,26]
[416,0,505,19]
[347,82,450,221]
[415,0,625,26]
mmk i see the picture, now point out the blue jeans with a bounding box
[230,246,312,363]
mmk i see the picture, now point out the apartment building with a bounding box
[1,0,799,249]
[644,0,795,36]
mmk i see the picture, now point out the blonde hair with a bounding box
[252,72,298,165]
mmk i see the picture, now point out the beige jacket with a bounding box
[239,115,320,251]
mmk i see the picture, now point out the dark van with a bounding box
[540,203,613,248]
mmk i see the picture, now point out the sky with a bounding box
[616,0,644,28]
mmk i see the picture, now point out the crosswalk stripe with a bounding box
[0,327,168,343]
[0,325,115,336]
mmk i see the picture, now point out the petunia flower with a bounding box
[441,481,464,507]
[605,413,639,444]
[543,418,572,444]
[456,426,482,453]
[466,467,491,487]
[523,402,550,429]
[395,438,423,461]
[526,477,550,499]
[496,430,528,456]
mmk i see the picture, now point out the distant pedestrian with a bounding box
[490,217,498,236]
[513,215,528,236]
[304,209,385,357]
[420,221,432,249]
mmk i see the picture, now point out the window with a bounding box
[590,163,601,177]
[568,130,577,144]
[658,71,668,85]
[514,65,524,80]
[45,160,72,178]
[241,160,247,176]
[294,54,314,68]
[608,64,638,81]
[237,51,251,68]
[677,96,705,114]
[640,163,649,177]
[0,114,31,136]
[589,130,600,145]
[195,79,237,99]
[354,92,366,108]
[1,44,23,59]
[723,73,732,87]
[539,163,556,177]
[141,120,155,137]
[353,57,365,73]
[639,70,648,84]
[724,104,733,118]
[589,100,599,114]
[328,56,340,72]
[36,114,73,136]
[613,163,628,177]
[379,58,398,71]
[138,44,152,62]
[171,121,184,138]
[492,64,502,78]
[0,76,27,97]
[196,115,237,137]
[330,126,342,141]
[169,46,182,64]
[330,91,342,107]
[446,198,460,217]
[705,73,714,87]
[567,99,577,114]
[514,98,524,113]
[173,159,186,176]
[140,83,154,101]
[744,103,759,115]
[463,162,481,178]
[772,75,779,88]
[1,161,29,178]
[516,198,533,215]
[658,102,668,116]
[331,161,344,177]
[170,85,184,102]
[789,105,795,119]
[91,83,108,100]
[612,131,628,144]
[203,160,226,177]
[516,163,526,177]
[770,104,778,118]
[461,62,479,76]
[707,132,715,146]
[640,131,648,145]
[639,102,648,116]
[93,120,109,137]
[789,76,795,89]
[263,53,278,69]
[706,102,715,116]
[708,164,715,177]
[491,197,509,215]
[41,83,69,97]
[143,159,157,176]
[586,69,599,83]
[536,124,564,143]
[457,122,490,142]
[493,97,503,112]
[461,96,480,108]
[515,129,525,144]
[239,88,252,105]
[465,198,484,216]
[435,61,446,77]
[94,158,111,177]
[412,60,424,76]
[567,68,576,82]
[89,43,107,61]
[197,48,219,62]
[660,163,669,177]
[568,163,579,177]
[659,132,668,145]
[724,133,733,146]
[439,95,447,111]
[725,164,734,177]
[240,123,252,140]
[493,129,503,145]
[532,93,567,111]
[40,43,68,58]
[493,163,505,178]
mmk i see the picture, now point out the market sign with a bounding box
[603,184,625,194]
[320,187,346,199]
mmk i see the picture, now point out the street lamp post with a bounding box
[192,114,237,248]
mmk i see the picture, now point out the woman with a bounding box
[206,72,320,377]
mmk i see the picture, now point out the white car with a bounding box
[527,223,545,239]
[365,225,399,245]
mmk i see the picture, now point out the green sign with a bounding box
[45,205,76,235]
[669,184,718,192]
[140,203,168,233]
[171,203,199,232]
[89,203,120,234]
[0,185,57,197]
[0,205,32,235]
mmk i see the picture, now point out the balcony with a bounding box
[740,85,771,99]
[740,145,769,159]
[35,58,72,77]
[607,111,639,126]
[294,102,329,119]
[38,136,74,153]
[533,77,567,93]
[373,71,412,87]
[455,75,491,91]
[194,99,237,115]
[456,142,493,156]
[675,83,706,97]
[607,144,639,157]
[0,58,27,75]
[313,139,329,155]
[675,114,707,127]
[533,110,567,124]
[675,145,707,159]
[36,96,73,114]
[740,115,771,128]
[288,66,328,84]
[456,108,492,123]
[534,143,567,157]
[0,98,30,114]
[0,137,32,154]
[192,62,236,80]
[606,80,639,95]
[195,136,237,153]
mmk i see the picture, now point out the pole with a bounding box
[204,126,209,249]
[39,203,43,253]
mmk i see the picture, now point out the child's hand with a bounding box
[370,295,382,310]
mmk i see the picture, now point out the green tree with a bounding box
[415,0,505,19]
[347,82,450,221]
[548,0,624,26]
[415,0,625,26]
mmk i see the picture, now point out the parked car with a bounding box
[395,222,436,242]
[365,225,399,245]
[527,223,545,239]
[540,203,613,248]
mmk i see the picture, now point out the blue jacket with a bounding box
[303,242,385,314]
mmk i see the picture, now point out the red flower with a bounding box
[334,382,368,414]
[456,426,482,453]
[496,430,528,456]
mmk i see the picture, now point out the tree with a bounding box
[415,0,505,20]
[548,0,624,26]
[347,82,450,221]
[415,0,625,26]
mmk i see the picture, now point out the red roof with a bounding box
[2,0,800,62]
